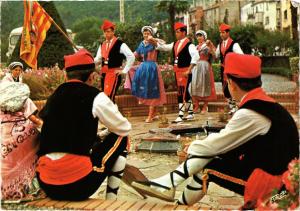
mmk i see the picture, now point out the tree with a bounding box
[155,0,190,41]
[115,18,147,51]
[223,9,229,24]
[290,2,298,40]
[73,17,102,55]
[10,1,74,69]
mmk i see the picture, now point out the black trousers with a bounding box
[37,133,128,201]
[204,154,253,195]
[101,73,122,103]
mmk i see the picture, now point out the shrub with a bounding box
[212,63,221,82]
[261,67,293,78]
[289,57,299,74]
[23,68,66,100]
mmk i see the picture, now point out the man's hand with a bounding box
[206,39,213,47]
[183,70,190,77]
[114,69,123,74]
[148,37,158,46]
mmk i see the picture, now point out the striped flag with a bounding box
[20,0,31,57]
[20,1,52,69]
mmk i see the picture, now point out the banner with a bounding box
[20,1,52,69]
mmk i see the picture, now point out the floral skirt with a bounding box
[1,112,40,201]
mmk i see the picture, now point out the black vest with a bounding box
[102,39,125,68]
[237,100,299,175]
[206,99,299,194]
[219,40,235,66]
[172,41,192,68]
[38,82,100,156]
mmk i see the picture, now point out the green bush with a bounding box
[261,67,293,78]
[290,57,299,74]
[212,63,221,82]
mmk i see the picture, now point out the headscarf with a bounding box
[8,62,23,71]
[0,82,30,112]
[195,30,207,40]
[141,26,154,35]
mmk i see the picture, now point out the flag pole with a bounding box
[50,19,79,51]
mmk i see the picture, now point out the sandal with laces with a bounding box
[131,181,175,202]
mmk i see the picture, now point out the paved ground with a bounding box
[214,73,298,93]
[95,112,245,209]
[94,101,299,209]
[92,73,299,209]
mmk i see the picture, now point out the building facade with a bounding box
[240,0,294,34]
[191,0,241,30]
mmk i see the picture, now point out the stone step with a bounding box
[118,101,298,117]
[25,197,208,210]
[116,92,298,108]
[33,91,298,117]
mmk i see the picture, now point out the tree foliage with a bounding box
[205,24,298,56]
[115,19,148,52]
[73,17,102,54]
[155,0,190,41]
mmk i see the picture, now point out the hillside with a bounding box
[0,0,168,62]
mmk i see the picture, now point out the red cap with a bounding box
[64,49,95,72]
[101,19,115,31]
[219,23,231,32]
[224,53,261,78]
[174,22,186,30]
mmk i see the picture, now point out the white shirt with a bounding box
[156,38,200,64]
[215,38,244,58]
[92,92,131,136]
[23,98,38,119]
[94,41,135,74]
[1,73,23,83]
[46,92,131,160]
[188,108,271,157]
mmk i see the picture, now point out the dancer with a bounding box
[131,26,166,123]
[190,30,217,114]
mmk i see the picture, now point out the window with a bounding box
[284,10,288,19]
[265,16,269,25]
[266,3,268,11]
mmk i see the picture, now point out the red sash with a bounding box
[101,37,117,74]
[239,88,275,107]
[173,66,189,87]
[244,168,282,205]
[37,154,92,185]
[104,71,119,96]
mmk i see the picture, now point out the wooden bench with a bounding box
[26,197,212,210]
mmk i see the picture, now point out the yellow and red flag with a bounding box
[20,1,52,69]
